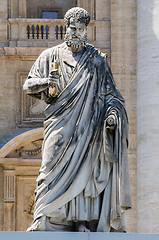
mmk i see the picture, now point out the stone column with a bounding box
[3,170,15,231]
[111,0,137,233]
[137,0,159,233]
[0,0,8,47]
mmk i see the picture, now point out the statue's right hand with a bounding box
[48,75,59,87]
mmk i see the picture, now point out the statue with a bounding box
[23,7,131,232]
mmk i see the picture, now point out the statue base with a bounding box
[0,232,159,240]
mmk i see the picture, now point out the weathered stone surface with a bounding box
[0,0,138,233]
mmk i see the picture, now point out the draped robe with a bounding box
[26,42,131,232]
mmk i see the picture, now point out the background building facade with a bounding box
[0,0,158,233]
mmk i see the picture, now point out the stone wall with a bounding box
[0,53,37,146]
[26,0,77,18]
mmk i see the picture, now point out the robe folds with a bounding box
[27,43,131,232]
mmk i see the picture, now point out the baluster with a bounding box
[60,26,63,40]
[31,25,35,39]
[55,25,58,39]
[41,25,44,39]
[26,25,30,39]
[45,25,49,39]
[36,25,39,39]
[64,26,66,35]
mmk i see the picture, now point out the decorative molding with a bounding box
[0,128,43,158]
[4,170,15,202]
[4,47,46,56]
[16,72,47,127]
[16,139,42,157]
[16,146,42,157]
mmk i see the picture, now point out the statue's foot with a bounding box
[78,224,90,232]
[26,217,46,231]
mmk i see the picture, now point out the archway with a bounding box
[0,128,43,231]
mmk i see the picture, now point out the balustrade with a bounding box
[26,24,66,40]
[26,25,49,40]
[8,18,96,47]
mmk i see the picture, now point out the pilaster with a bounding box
[137,0,159,233]
[3,170,15,231]
[111,0,137,232]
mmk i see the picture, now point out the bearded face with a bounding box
[64,32,87,48]
[64,21,87,49]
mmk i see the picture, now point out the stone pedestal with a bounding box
[0,232,159,240]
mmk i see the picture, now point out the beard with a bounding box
[64,33,87,49]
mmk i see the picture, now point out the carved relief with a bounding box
[16,72,47,127]
[15,139,42,158]
[5,139,43,159]
[25,193,35,215]
[16,176,37,231]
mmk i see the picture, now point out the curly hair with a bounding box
[64,7,90,27]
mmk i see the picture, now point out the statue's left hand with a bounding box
[106,113,117,130]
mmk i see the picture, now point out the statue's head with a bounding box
[64,7,90,28]
[64,7,90,49]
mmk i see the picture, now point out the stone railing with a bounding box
[8,18,96,47]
